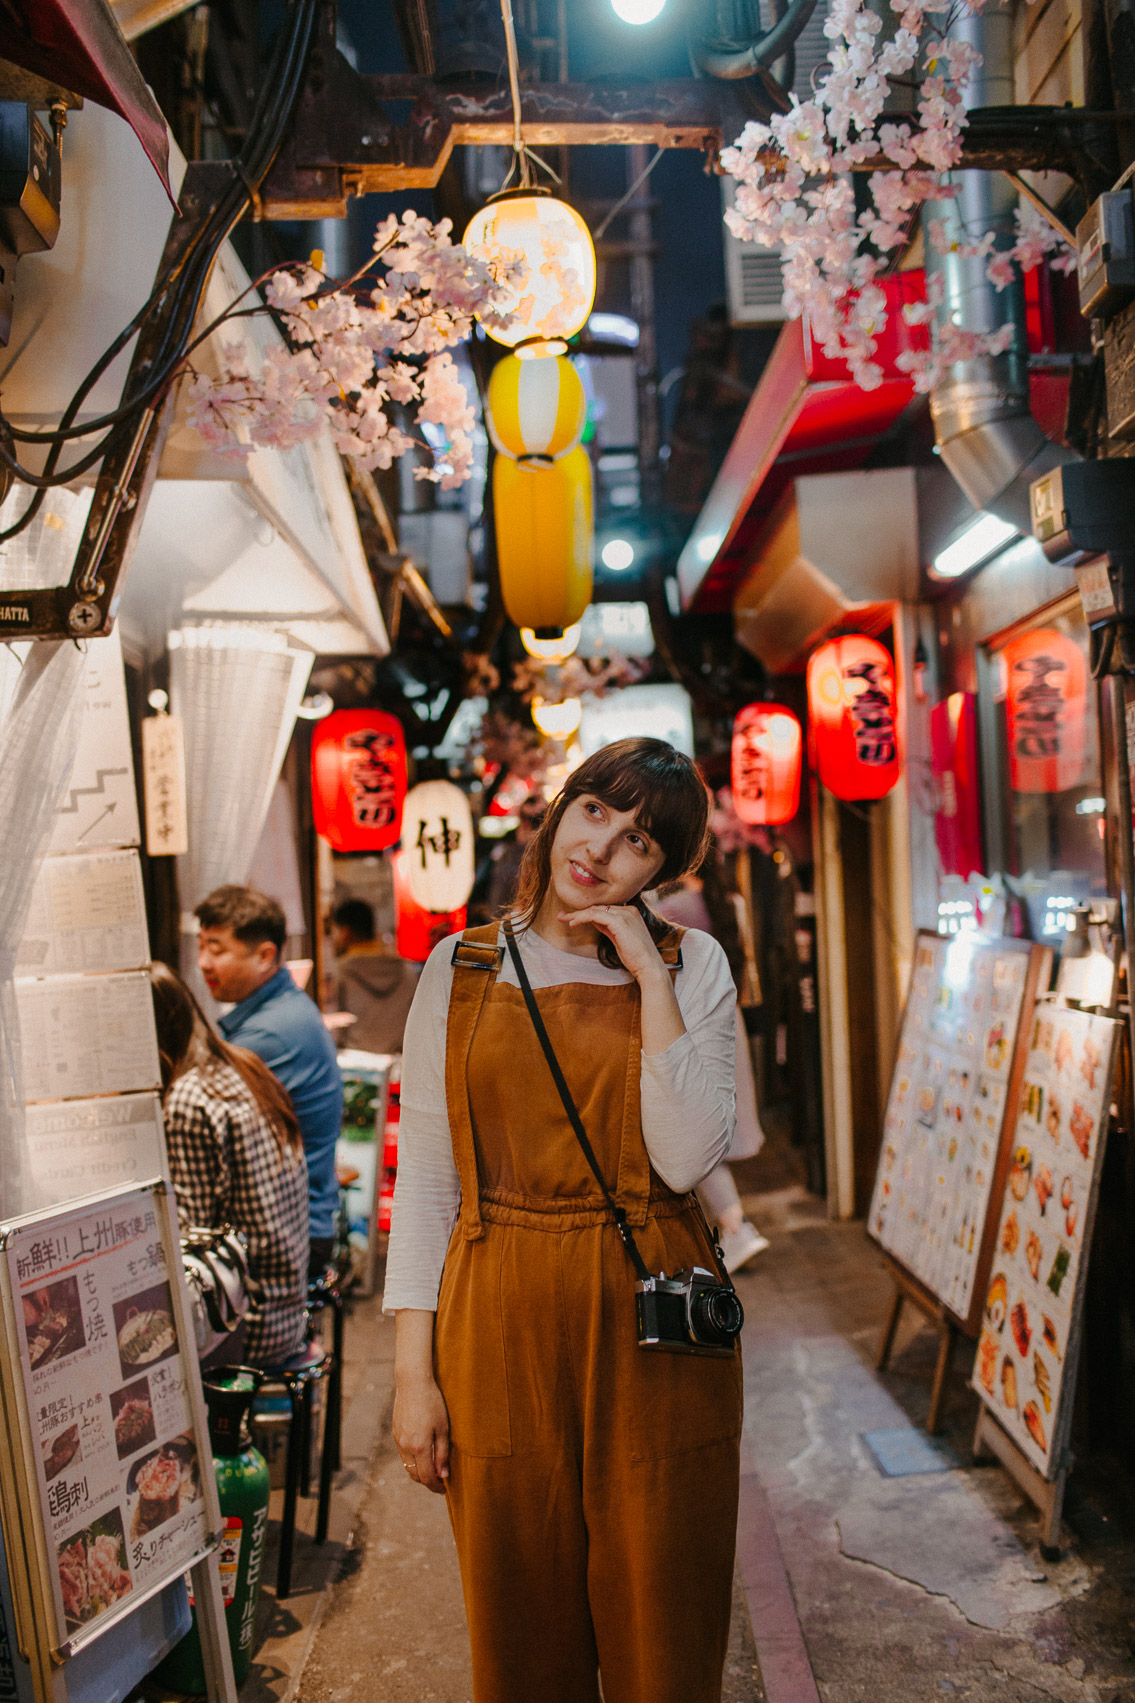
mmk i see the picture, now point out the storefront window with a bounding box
[986,601,1107,940]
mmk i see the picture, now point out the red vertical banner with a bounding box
[1002,630,1087,793]
[930,692,983,878]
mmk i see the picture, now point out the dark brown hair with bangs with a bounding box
[510,737,712,968]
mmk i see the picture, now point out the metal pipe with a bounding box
[691,0,817,79]
[925,9,1079,530]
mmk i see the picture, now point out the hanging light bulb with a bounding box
[611,0,666,19]
[532,696,584,739]
[520,622,583,662]
[464,194,597,357]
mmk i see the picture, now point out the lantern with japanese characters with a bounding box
[731,704,802,825]
[807,635,901,802]
[311,709,407,852]
[392,850,466,963]
[400,780,475,912]
[1002,628,1087,793]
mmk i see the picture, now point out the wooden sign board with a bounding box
[0,1182,234,1703]
[868,931,1051,1334]
[971,1004,1119,1479]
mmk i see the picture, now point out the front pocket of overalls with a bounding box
[435,1233,513,1458]
[622,1212,744,1464]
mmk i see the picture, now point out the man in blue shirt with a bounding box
[195,885,342,1277]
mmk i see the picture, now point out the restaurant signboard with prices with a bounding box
[0,1182,228,1694]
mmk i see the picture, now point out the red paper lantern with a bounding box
[392,850,466,964]
[311,709,407,852]
[807,635,901,802]
[931,693,983,878]
[731,704,802,826]
[1002,629,1087,794]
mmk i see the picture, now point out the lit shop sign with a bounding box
[1042,895,1084,937]
[937,898,977,936]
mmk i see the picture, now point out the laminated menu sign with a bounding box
[24,1096,167,1212]
[16,973,160,1104]
[972,1005,1118,1478]
[17,851,149,977]
[0,1186,211,1656]
[868,933,1041,1323]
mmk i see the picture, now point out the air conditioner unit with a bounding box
[722,2,833,327]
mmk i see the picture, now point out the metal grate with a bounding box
[722,0,832,326]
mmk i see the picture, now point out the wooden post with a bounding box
[973,1407,1069,1555]
[876,1257,961,1434]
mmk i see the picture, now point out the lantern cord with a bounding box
[499,0,531,190]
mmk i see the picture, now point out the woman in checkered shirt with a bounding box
[151,963,310,1367]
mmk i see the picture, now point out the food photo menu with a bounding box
[972,1004,1119,1478]
[1,1186,210,1653]
[869,934,1036,1321]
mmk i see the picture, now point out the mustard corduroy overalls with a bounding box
[435,923,743,1703]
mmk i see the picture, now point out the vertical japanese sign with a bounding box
[141,716,189,858]
[0,1185,212,1658]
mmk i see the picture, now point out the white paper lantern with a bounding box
[401,780,475,912]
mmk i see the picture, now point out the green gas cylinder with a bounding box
[154,1369,271,1693]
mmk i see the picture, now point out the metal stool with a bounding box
[255,1338,335,1599]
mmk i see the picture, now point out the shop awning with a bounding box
[0,0,175,202]
[677,273,929,613]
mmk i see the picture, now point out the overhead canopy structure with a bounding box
[0,0,174,199]
[677,273,930,614]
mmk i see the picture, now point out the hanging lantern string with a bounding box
[495,0,562,196]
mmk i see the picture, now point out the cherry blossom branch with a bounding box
[721,0,1077,392]
[183,212,524,486]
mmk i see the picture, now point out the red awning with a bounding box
[0,0,175,203]
[677,271,929,614]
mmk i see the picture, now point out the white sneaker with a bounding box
[720,1222,770,1274]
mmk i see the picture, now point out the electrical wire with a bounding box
[0,0,318,529]
[594,147,666,240]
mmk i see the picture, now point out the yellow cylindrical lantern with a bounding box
[494,445,594,631]
[463,194,596,355]
[487,353,586,466]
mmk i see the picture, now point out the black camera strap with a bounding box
[503,921,654,1283]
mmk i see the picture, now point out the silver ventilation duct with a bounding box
[924,9,1078,532]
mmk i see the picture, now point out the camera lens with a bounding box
[693,1287,744,1343]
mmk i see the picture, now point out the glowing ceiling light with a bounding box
[933,513,1017,579]
[601,538,635,572]
[532,696,584,739]
[611,0,666,20]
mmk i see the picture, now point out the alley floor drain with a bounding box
[860,1428,958,1478]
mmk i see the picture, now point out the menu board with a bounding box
[972,1005,1118,1479]
[869,933,1042,1323]
[17,852,149,977]
[0,1185,212,1658]
[16,974,160,1104]
[24,1097,167,1214]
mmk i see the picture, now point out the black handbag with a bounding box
[180,1226,257,1358]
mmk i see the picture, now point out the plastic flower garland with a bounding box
[722,0,1076,392]
[185,212,524,487]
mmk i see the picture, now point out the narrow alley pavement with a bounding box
[244,1157,1135,1703]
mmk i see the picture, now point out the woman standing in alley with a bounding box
[384,737,742,1703]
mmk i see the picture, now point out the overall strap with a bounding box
[445,924,504,1242]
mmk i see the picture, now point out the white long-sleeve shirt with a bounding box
[382,923,737,1313]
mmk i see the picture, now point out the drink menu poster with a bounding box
[971,1005,1119,1479]
[869,933,1044,1324]
[0,1187,211,1656]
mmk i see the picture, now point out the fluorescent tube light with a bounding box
[933,513,1018,579]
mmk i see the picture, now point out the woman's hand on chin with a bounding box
[558,903,666,984]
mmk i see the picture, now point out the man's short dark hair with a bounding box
[195,886,287,952]
[332,898,375,942]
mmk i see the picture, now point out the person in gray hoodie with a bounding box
[330,899,419,1056]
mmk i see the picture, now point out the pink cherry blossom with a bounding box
[185,214,522,483]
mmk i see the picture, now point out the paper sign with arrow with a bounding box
[48,632,140,856]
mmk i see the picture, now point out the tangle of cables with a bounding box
[0,0,319,544]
